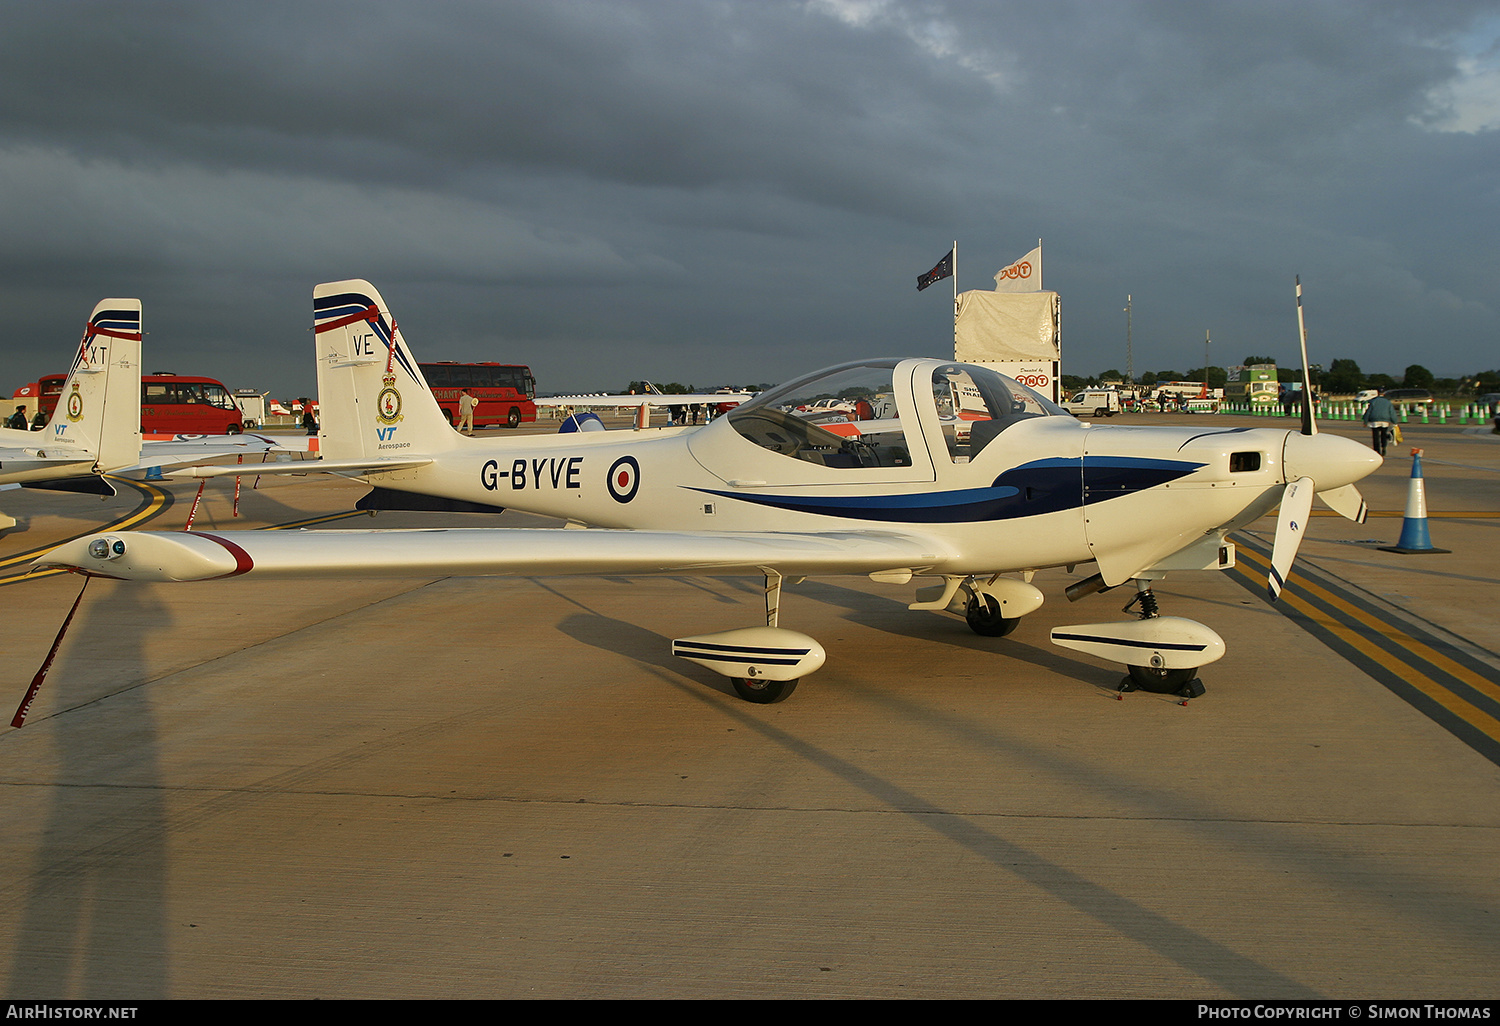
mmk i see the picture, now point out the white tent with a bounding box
[953,290,1061,400]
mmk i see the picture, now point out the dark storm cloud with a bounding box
[0,2,970,213]
[0,1,1495,397]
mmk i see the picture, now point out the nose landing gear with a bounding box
[1052,579,1221,702]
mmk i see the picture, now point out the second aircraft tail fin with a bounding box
[44,299,142,472]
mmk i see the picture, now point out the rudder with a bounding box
[312,280,457,463]
[44,299,142,472]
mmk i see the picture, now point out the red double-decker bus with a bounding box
[419,362,536,429]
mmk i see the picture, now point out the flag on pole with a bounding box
[916,249,954,291]
[994,245,1041,292]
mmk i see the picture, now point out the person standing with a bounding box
[300,398,318,436]
[458,389,477,434]
[1363,388,1396,455]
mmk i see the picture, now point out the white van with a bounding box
[1062,389,1121,418]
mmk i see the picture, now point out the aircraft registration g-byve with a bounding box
[0,299,142,493]
[35,279,1381,703]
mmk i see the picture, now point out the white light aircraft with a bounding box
[35,279,1380,703]
[0,299,296,510]
[0,299,142,495]
[535,383,750,411]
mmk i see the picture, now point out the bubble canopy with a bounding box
[726,359,1066,467]
[733,359,1063,420]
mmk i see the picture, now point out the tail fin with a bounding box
[312,280,457,462]
[45,299,142,471]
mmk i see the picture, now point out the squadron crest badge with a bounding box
[376,372,404,425]
[65,382,84,422]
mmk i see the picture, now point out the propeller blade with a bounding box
[1318,483,1369,524]
[1294,276,1317,436]
[1268,476,1315,602]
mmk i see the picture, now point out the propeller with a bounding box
[1265,278,1376,601]
[1268,476,1314,601]
[1314,483,1369,523]
[1295,276,1317,438]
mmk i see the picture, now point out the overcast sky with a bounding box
[1,0,1496,396]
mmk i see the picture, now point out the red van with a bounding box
[141,374,244,435]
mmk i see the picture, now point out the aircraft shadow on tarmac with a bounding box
[150,477,352,531]
[534,571,1131,696]
[531,579,1332,997]
[528,577,743,700]
[789,577,1134,688]
[8,582,173,998]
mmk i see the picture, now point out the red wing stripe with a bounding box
[195,533,256,578]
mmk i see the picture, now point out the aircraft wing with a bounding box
[535,392,749,408]
[34,526,952,583]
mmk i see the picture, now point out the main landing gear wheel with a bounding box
[1121,664,1205,699]
[965,594,1020,637]
[732,677,798,704]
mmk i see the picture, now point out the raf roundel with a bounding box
[607,455,640,503]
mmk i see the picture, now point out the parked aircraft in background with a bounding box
[535,382,751,415]
[0,300,305,523]
[37,280,1380,703]
[0,299,142,496]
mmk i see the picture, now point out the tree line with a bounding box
[1065,358,1500,396]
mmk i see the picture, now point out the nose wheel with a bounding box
[1119,664,1205,698]
[1117,583,1208,698]
[1053,579,1222,701]
[732,677,799,704]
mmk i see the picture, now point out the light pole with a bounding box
[1203,329,1211,398]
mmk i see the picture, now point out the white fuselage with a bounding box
[354,415,1301,583]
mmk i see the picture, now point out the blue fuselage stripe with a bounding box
[690,457,1203,524]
